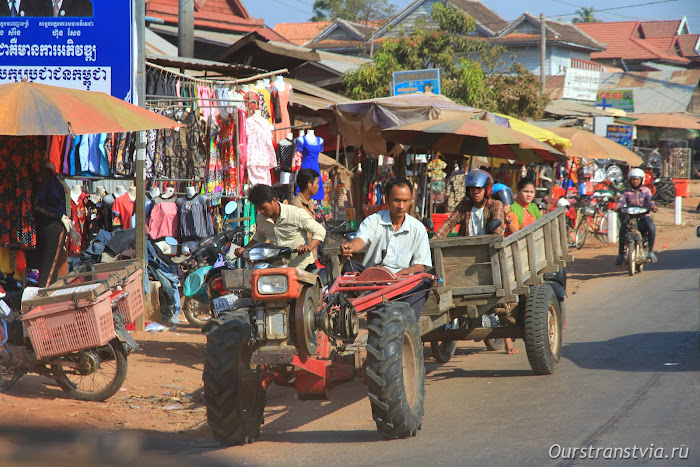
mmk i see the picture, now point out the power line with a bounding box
[551,0,680,18]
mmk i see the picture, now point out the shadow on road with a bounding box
[426,367,534,381]
[641,247,700,272]
[562,331,700,372]
[0,425,232,466]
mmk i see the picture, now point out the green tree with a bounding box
[311,0,397,23]
[342,3,550,119]
[572,7,599,23]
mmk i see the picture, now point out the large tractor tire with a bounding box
[366,302,425,439]
[203,316,266,445]
[523,285,562,375]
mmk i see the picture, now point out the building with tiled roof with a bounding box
[145,0,289,44]
[576,19,698,70]
[273,21,332,45]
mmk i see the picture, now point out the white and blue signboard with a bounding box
[392,68,440,96]
[0,2,135,102]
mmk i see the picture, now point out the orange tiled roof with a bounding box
[145,0,289,43]
[677,34,700,58]
[640,20,682,38]
[577,21,689,64]
[273,21,332,45]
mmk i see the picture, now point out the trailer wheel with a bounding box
[430,340,457,363]
[203,315,266,445]
[523,285,562,375]
[366,302,425,439]
[484,338,505,351]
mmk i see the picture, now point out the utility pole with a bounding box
[179,0,194,57]
[134,0,146,332]
[540,13,547,94]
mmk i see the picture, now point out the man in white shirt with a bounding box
[341,178,433,319]
[234,184,326,271]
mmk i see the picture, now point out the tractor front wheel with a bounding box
[366,302,425,439]
[203,316,266,445]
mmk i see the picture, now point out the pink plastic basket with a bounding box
[117,269,145,324]
[21,291,115,359]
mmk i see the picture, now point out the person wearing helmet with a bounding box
[511,177,543,229]
[615,167,658,265]
[434,169,505,239]
[492,183,519,237]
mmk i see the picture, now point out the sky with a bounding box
[243,0,700,35]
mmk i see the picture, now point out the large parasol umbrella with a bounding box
[482,112,571,151]
[0,80,182,136]
[549,127,643,165]
[381,118,568,163]
[627,113,700,131]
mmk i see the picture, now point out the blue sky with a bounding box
[243,0,700,35]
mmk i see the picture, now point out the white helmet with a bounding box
[628,168,645,180]
[556,198,570,208]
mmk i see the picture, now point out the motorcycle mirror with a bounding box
[697,226,700,238]
[164,236,178,246]
[485,219,502,234]
[183,245,191,254]
[224,201,237,215]
[422,217,434,231]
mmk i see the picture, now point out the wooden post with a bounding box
[540,13,547,94]
[134,0,146,331]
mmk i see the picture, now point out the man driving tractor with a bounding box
[234,184,326,271]
[340,178,433,320]
[615,167,658,265]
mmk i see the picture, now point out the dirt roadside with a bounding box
[1,195,698,449]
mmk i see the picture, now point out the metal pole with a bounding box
[178,0,194,57]
[540,13,547,94]
[134,0,147,331]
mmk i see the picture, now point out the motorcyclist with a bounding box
[615,168,658,265]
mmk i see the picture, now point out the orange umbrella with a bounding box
[549,127,643,165]
[381,118,567,162]
[627,113,700,131]
[0,80,182,136]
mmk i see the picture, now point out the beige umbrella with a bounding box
[627,113,700,131]
[549,127,643,165]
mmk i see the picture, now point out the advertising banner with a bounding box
[596,89,634,112]
[0,2,135,101]
[392,68,440,96]
[562,68,600,101]
[606,124,634,149]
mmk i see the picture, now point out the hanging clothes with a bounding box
[112,193,135,229]
[177,194,214,239]
[245,114,277,186]
[238,108,248,192]
[68,191,88,254]
[218,113,238,196]
[297,134,325,201]
[0,136,43,249]
[276,137,295,174]
[147,202,179,240]
[272,81,293,143]
[206,118,223,206]
[48,135,67,172]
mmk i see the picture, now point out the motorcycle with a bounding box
[0,278,139,401]
[178,221,248,328]
[620,206,652,276]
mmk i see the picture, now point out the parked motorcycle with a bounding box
[179,221,248,328]
[0,280,139,401]
[620,206,652,276]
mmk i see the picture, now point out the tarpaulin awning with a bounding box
[549,127,643,165]
[626,113,700,130]
[319,152,354,187]
[331,93,475,154]
[483,112,571,151]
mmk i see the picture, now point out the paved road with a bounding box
[197,235,700,466]
[4,237,697,466]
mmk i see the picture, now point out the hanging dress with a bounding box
[298,135,325,201]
